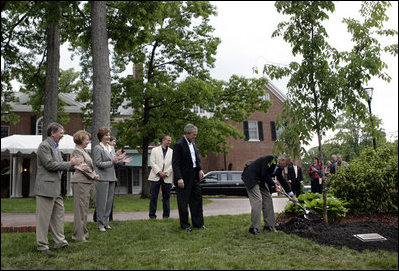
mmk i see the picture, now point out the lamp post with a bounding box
[365,87,376,150]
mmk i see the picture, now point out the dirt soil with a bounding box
[276,213,398,252]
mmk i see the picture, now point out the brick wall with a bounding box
[201,88,285,173]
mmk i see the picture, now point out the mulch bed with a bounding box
[276,213,398,252]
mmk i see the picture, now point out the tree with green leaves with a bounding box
[109,2,272,197]
[1,1,79,135]
[264,1,397,223]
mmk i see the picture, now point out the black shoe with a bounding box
[183,226,192,232]
[263,226,277,233]
[200,225,208,230]
[249,228,261,235]
[38,249,52,254]
[55,243,70,249]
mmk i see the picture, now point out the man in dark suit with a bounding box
[172,124,206,232]
[242,155,297,235]
[287,158,303,197]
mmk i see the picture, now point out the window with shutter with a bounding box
[270,121,277,141]
[258,121,264,141]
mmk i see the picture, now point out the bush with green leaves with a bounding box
[284,192,349,223]
[327,141,398,214]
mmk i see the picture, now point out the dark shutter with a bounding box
[30,116,37,135]
[258,121,264,141]
[270,121,276,141]
[243,121,249,141]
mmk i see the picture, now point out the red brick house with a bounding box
[201,81,286,172]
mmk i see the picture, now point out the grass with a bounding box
[1,214,397,270]
[1,195,212,213]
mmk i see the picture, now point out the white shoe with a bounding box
[105,225,112,230]
[99,228,106,232]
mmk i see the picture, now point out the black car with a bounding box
[170,171,247,196]
[199,171,247,196]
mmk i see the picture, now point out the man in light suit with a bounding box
[34,122,86,254]
[172,124,207,232]
[148,135,173,219]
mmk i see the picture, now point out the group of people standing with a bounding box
[34,123,131,253]
[308,154,348,193]
[34,122,207,253]
[148,124,207,232]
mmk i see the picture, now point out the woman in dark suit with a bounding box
[93,127,131,231]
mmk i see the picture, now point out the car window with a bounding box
[231,173,242,181]
[220,173,228,182]
[204,173,218,183]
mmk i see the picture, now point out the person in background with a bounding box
[34,122,87,254]
[336,154,348,171]
[324,160,332,178]
[93,127,131,232]
[308,156,322,193]
[242,155,298,235]
[71,130,99,242]
[330,154,337,175]
[172,124,207,232]
[287,158,303,197]
[148,135,173,219]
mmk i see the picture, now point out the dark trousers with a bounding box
[311,178,322,194]
[291,179,302,197]
[149,179,172,219]
[176,171,204,229]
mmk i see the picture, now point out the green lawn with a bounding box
[1,195,212,213]
[1,214,397,270]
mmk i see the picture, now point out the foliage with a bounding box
[303,110,387,171]
[264,1,397,222]
[1,1,81,126]
[284,192,349,223]
[327,141,398,214]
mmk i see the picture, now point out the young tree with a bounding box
[264,1,397,222]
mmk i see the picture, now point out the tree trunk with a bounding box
[141,136,151,198]
[140,98,151,198]
[317,132,328,223]
[43,21,60,140]
[90,1,111,147]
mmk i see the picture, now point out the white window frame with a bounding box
[247,120,259,141]
[36,117,43,135]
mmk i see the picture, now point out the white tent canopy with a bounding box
[1,134,91,154]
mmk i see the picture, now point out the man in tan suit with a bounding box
[148,135,173,219]
[34,123,86,254]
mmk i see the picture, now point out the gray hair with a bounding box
[184,124,198,134]
[278,154,286,160]
[46,122,64,136]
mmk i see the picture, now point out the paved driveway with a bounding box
[1,197,289,230]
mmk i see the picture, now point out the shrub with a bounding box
[327,141,398,214]
[284,192,349,223]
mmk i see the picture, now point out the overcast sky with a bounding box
[208,1,398,149]
[54,1,398,149]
